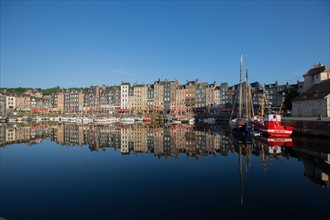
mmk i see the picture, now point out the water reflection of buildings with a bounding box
[0,123,329,187]
[0,124,232,157]
[291,137,330,187]
[0,124,49,146]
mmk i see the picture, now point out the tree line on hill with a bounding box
[0,86,87,96]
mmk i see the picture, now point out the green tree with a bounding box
[41,86,63,95]
[284,89,299,110]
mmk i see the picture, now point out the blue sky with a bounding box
[1,0,329,89]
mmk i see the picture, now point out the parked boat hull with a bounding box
[230,118,253,134]
[251,116,293,137]
[257,127,293,137]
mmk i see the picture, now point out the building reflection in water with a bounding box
[290,136,330,188]
[0,123,329,188]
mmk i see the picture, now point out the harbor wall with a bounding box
[282,118,330,137]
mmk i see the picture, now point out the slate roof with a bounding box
[303,65,330,77]
[293,79,330,101]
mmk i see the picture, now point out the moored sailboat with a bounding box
[229,55,254,134]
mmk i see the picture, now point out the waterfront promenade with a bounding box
[283,116,330,121]
[282,116,330,137]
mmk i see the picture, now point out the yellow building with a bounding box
[175,85,186,114]
[132,83,148,113]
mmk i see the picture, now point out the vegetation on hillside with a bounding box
[0,86,91,95]
[0,87,32,94]
[41,86,63,95]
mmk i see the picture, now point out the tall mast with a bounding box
[238,54,243,120]
[245,66,249,117]
[261,84,265,118]
[248,68,255,117]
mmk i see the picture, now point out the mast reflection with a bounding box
[0,123,329,188]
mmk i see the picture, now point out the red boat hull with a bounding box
[252,120,293,137]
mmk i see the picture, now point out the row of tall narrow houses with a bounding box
[0,82,291,115]
[292,64,330,117]
[1,69,324,116]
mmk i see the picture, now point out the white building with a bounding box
[120,82,130,110]
[6,96,16,110]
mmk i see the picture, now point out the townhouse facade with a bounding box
[6,96,16,110]
[185,80,198,112]
[120,82,131,110]
[218,82,229,107]
[109,86,121,111]
[0,94,7,114]
[195,82,207,108]
[154,79,164,113]
[64,91,84,113]
[206,82,216,107]
[163,80,171,114]
[15,95,31,112]
[170,80,178,114]
[147,85,154,113]
[175,85,186,114]
[132,83,148,113]
[84,86,100,113]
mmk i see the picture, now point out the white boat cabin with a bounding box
[264,114,282,122]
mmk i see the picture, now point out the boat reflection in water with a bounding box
[256,136,293,163]
[0,122,329,219]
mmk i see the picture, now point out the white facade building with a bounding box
[6,96,16,110]
[120,82,130,110]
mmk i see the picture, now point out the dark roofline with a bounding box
[293,79,330,102]
[121,82,130,86]
[303,65,330,77]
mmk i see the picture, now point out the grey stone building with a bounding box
[292,64,330,117]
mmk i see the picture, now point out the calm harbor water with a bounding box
[1,123,329,220]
